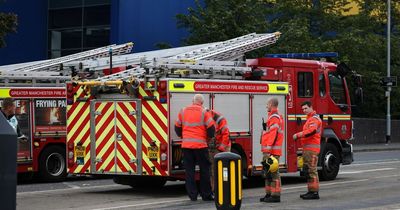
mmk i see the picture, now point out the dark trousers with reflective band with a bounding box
[183,148,212,199]
[209,147,230,192]
[303,150,319,192]
[264,154,281,196]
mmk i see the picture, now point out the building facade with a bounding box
[0,0,195,65]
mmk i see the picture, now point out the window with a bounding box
[298,72,313,97]
[319,73,326,97]
[48,0,110,58]
[329,73,347,104]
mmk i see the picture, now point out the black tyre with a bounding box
[38,146,67,181]
[318,143,340,181]
[231,147,247,177]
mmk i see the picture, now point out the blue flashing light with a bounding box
[265,52,338,59]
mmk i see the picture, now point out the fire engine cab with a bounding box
[64,32,359,187]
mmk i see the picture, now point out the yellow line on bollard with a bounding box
[238,159,242,200]
[230,161,236,206]
[218,160,223,205]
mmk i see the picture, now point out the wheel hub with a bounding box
[324,152,337,172]
[46,153,65,176]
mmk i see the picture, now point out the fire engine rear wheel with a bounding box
[231,146,247,177]
[38,146,67,181]
[318,143,340,181]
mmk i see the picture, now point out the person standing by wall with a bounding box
[175,94,216,201]
[293,101,322,200]
[259,98,284,203]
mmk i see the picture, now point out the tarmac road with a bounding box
[17,150,400,210]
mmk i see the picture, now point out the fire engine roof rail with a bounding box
[94,66,146,82]
[172,32,281,60]
[10,42,133,72]
[0,71,70,87]
[92,32,281,82]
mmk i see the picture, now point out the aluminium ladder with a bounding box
[5,42,133,73]
[92,32,281,82]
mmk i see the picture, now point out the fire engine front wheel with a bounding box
[38,146,67,181]
[318,143,340,181]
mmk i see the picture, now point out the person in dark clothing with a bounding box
[175,94,216,201]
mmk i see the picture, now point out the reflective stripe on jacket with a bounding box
[301,111,322,153]
[261,108,284,156]
[211,110,230,151]
[175,104,215,149]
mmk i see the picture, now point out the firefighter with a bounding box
[293,101,322,200]
[207,109,230,192]
[174,94,216,201]
[259,97,284,203]
[0,97,27,140]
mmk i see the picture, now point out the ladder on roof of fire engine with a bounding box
[172,32,281,60]
[62,42,218,72]
[0,71,70,87]
[9,42,133,73]
[92,32,281,82]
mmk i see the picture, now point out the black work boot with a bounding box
[301,192,319,200]
[263,196,280,203]
[300,192,311,198]
[259,193,271,202]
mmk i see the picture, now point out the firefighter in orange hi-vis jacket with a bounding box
[260,98,284,203]
[293,101,322,200]
[208,109,230,192]
[175,94,216,202]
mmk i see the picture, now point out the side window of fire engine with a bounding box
[297,72,313,97]
[328,72,347,104]
[319,73,326,97]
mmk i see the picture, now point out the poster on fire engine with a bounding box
[34,99,66,133]
[0,99,32,160]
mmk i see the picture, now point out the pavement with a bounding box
[353,142,400,152]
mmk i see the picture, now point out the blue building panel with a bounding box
[0,0,47,65]
[111,0,194,53]
[0,0,195,65]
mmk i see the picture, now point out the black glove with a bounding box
[262,118,266,131]
[208,137,216,150]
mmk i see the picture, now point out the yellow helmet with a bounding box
[265,156,279,173]
[297,156,304,169]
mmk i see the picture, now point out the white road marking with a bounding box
[346,160,400,166]
[17,184,121,196]
[282,178,370,191]
[90,198,188,210]
[339,168,395,174]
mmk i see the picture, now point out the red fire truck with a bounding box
[65,32,360,187]
[0,42,133,181]
[0,87,67,181]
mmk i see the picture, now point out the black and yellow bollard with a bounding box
[214,152,242,210]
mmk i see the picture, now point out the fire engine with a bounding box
[0,43,133,181]
[65,32,360,187]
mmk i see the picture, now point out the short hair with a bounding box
[268,98,279,107]
[193,94,204,104]
[2,97,15,109]
[301,101,312,107]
